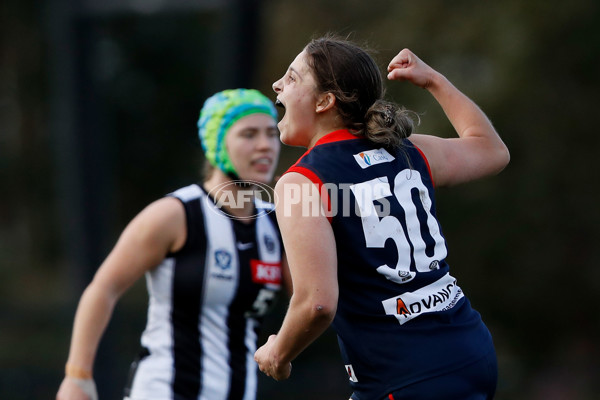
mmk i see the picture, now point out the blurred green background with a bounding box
[2,0,599,398]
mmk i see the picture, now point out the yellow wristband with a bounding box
[65,364,92,379]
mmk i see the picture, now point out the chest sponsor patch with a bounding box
[250,260,281,285]
[353,148,395,169]
[381,273,464,325]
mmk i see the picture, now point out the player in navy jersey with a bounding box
[57,89,290,400]
[254,35,510,400]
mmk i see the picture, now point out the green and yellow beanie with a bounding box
[197,89,278,179]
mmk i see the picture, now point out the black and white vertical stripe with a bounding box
[126,184,281,400]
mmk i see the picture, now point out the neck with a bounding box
[307,127,348,148]
[203,170,256,221]
[307,112,346,148]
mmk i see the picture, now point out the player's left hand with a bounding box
[254,334,292,381]
[387,48,437,89]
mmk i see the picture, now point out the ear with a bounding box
[315,92,336,113]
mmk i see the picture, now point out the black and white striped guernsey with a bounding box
[124,184,283,400]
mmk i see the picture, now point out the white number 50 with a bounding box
[350,169,447,284]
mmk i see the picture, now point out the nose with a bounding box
[256,132,274,150]
[272,78,282,94]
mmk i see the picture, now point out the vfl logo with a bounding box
[353,148,395,169]
[214,249,232,270]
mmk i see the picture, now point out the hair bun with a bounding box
[383,104,395,127]
[364,100,417,148]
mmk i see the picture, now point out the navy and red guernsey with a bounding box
[285,129,495,400]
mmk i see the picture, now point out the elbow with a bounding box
[493,143,511,174]
[293,292,337,327]
[310,302,337,325]
[481,137,510,176]
[504,144,511,164]
[312,288,338,324]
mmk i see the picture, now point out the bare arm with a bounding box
[56,197,186,400]
[387,49,510,187]
[280,252,293,296]
[254,172,338,380]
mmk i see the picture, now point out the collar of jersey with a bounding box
[312,129,362,147]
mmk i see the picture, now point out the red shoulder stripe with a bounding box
[284,166,332,224]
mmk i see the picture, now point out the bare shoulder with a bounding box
[407,134,448,184]
[275,172,322,211]
[142,196,186,219]
[274,172,317,204]
[408,133,445,156]
[275,171,313,188]
[127,196,187,253]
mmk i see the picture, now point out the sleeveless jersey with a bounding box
[286,130,494,399]
[125,184,283,400]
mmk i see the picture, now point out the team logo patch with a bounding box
[214,249,232,270]
[250,260,281,285]
[345,364,358,382]
[353,148,395,169]
[263,235,276,253]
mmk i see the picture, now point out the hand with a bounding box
[254,334,292,381]
[56,376,98,400]
[387,49,437,89]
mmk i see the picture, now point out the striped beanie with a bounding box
[197,89,278,178]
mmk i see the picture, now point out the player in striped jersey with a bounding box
[57,89,290,400]
[255,36,509,399]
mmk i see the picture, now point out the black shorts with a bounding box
[385,349,498,400]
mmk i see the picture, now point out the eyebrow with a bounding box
[240,125,278,132]
[288,66,301,80]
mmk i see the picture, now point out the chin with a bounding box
[280,132,301,147]
[240,174,274,185]
[280,137,294,146]
[278,124,295,146]
[278,129,289,145]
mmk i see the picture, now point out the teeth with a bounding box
[275,99,285,109]
[254,158,271,165]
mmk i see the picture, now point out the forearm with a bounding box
[420,72,510,183]
[427,72,498,141]
[272,293,336,365]
[66,282,119,373]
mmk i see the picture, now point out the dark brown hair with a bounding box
[304,34,416,148]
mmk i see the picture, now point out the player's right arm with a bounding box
[254,172,338,381]
[56,196,186,400]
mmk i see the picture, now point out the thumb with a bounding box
[387,49,414,80]
[387,65,412,81]
[266,334,277,343]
